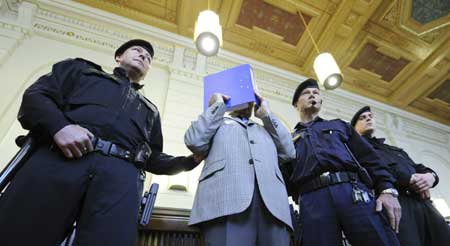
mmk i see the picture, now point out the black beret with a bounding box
[115,39,154,59]
[292,78,319,106]
[351,106,371,127]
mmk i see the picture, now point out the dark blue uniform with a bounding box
[283,117,399,246]
[0,58,197,246]
[365,136,450,246]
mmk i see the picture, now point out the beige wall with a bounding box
[1,0,449,214]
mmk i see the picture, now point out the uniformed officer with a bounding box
[282,79,401,246]
[352,106,450,246]
[0,39,201,246]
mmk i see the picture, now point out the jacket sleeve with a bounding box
[414,162,439,187]
[18,59,82,138]
[346,124,395,194]
[184,101,226,156]
[145,112,200,175]
[261,113,296,163]
[398,148,439,187]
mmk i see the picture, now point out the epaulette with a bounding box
[328,118,347,124]
[76,59,124,85]
[74,58,103,71]
[138,93,159,115]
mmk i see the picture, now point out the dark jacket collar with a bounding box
[113,67,144,90]
[294,116,324,130]
[363,134,386,144]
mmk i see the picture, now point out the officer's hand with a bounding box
[410,173,434,193]
[419,190,431,200]
[254,93,271,119]
[192,153,204,164]
[53,124,94,159]
[376,194,401,233]
[208,93,230,107]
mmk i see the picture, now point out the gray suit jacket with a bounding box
[185,102,295,229]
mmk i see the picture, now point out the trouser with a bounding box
[0,146,142,246]
[398,195,450,246]
[200,183,290,246]
[298,182,399,246]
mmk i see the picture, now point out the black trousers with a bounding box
[200,183,290,246]
[299,182,399,246]
[0,146,142,246]
[398,195,450,246]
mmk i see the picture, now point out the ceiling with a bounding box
[75,0,450,126]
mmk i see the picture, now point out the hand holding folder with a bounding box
[204,64,258,111]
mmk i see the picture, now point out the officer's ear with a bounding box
[115,55,121,63]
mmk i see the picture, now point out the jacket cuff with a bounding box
[47,116,72,137]
[376,181,395,195]
[430,171,439,187]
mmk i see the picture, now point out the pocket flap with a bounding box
[199,158,225,181]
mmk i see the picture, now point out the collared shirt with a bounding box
[363,135,439,189]
[18,58,196,174]
[288,117,394,193]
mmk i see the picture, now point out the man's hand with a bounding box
[192,153,204,164]
[254,93,271,119]
[208,93,230,107]
[376,194,402,233]
[410,173,435,193]
[53,124,94,159]
[419,190,431,200]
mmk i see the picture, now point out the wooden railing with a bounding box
[137,207,302,246]
[138,207,203,246]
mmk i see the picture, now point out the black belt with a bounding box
[92,137,149,169]
[299,171,358,194]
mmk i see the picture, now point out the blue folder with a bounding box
[203,64,257,112]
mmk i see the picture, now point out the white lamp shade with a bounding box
[313,52,343,90]
[194,10,223,57]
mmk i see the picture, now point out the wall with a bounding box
[0,0,449,211]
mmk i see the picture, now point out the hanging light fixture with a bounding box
[194,1,223,57]
[299,11,343,90]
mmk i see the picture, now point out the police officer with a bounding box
[283,79,401,246]
[0,39,201,246]
[352,106,450,246]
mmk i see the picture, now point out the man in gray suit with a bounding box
[185,93,296,246]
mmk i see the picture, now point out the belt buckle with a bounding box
[95,138,112,155]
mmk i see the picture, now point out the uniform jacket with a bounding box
[283,117,395,197]
[18,58,197,174]
[363,136,439,191]
[185,102,295,228]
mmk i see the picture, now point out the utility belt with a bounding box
[299,171,373,204]
[90,137,151,169]
[299,171,359,194]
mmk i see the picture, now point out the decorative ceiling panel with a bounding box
[75,0,450,125]
[412,0,450,24]
[349,43,410,82]
[236,0,311,45]
[428,79,450,104]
